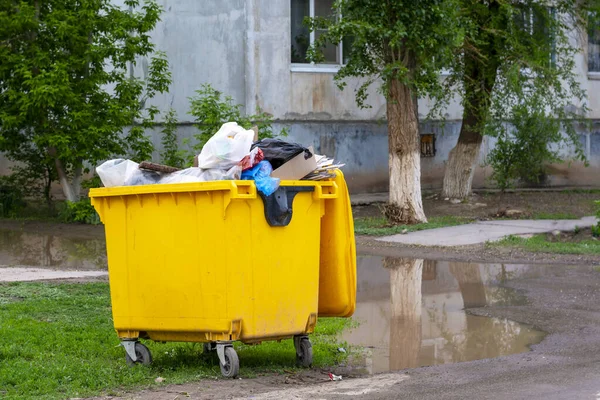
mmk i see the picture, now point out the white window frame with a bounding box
[290,0,344,73]
[588,16,600,79]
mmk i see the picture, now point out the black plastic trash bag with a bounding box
[251,139,312,169]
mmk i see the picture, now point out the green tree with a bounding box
[442,1,598,197]
[307,0,462,224]
[0,0,171,202]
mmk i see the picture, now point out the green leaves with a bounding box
[160,108,186,169]
[305,0,463,109]
[0,0,171,201]
[188,84,285,152]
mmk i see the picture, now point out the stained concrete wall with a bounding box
[3,1,600,195]
[131,0,249,122]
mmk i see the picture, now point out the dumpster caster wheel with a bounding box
[219,347,239,378]
[124,342,152,366]
[294,337,313,367]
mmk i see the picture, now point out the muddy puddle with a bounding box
[343,256,548,374]
[0,229,106,270]
[0,226,551,371]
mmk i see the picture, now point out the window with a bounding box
[291,0,348,66]
[514,6,556,68]
[588,17,600,73]
[420,134,436,158]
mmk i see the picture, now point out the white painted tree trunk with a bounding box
[442,141,482,199]
[51,151,82,203]
[387,78,427,224]
[387,257,423,370]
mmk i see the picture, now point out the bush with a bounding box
[593,201,600,238]
[160,108,186,168]
[486,104,563,190]
[59,199,100,225]
[188,84,286,151]
[0,175,26,218]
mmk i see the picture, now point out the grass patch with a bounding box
[354,215,473,236]
[491,234,600,255]
[531,212,579,220]
[559,189,600,194]
[0,282,352,399]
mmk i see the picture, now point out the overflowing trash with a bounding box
[96,122,345,195]
[251,138,311,169]
[241,160,280,196]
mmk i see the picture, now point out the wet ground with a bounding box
[0,226,107,281]
[0,228,106,270]
[2,221,600,399]
[342,256,545,374]
[108,256,600,400]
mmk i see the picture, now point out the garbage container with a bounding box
[89,171,355,378]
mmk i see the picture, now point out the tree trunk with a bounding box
[48,147,78,202]
[44,166,54,210]
[55,160,77,202]
[387,77,427,224]
[442,130,483,199]
[442,1,501,199]
[72,163,83,200]
[386,257,423,371]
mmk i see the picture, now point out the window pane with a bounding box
[315,0,336,18]
[514,6,555,68]
[589,18,600,72]
[291,0,310,63]
[342,35,354,64]
[315,30,339,63]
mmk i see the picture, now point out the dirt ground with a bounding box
[356,238,600,266]
[92,249,600,400]
[2,192,600,399]
[353,190,600,220]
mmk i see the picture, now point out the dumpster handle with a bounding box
[313,182,338,200]
[230,181,256,199]
[259,186,315,227]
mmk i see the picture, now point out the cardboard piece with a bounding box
[251,126,259,142]
[271,146,317,180]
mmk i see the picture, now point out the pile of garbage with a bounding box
[96,122,344,196]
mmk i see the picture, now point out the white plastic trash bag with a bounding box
[202,165,242,181]
[196,122,254,169]
[159,168,208,184]
[96,159,140,187]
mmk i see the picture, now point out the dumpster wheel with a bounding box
[294,336,313,367]
[219,346,239,378]
[124,342,152,366]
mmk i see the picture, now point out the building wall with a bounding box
[131,0,249,121]
[5,1,599,195]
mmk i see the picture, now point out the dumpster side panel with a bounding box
[241,191,322,341]
[318,171,357,317]
[108,192,229,334]
[92,182,326,343]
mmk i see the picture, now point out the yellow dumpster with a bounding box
[89,171,355,378]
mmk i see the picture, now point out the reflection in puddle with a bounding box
[343,256,547,373]
[0,230,106,270]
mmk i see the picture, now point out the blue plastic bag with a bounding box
[241,161,280,196]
